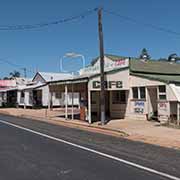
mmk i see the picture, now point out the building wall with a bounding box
[24,90,33,106]
[88,69,130,91]
[128,75,178,120]
[89,70,130,120]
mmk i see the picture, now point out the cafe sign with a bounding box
[92,81,123,89]
[80,58,129,75]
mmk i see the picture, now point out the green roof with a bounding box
[88,54,180,83]
[131,72,180,83]
[130,59,180,75]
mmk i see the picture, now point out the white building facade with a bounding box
[49,55,180,125]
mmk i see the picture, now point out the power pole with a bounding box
[98,8,105,125]
[22,68,27,78]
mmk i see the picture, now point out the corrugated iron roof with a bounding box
[37,72,73,82]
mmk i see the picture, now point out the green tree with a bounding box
[168,53,177,62]
[139,48,150,60]
[3,77,9,80]
[9,70,21,78]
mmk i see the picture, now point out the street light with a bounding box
[60,52,85,121]
[60,52,85,72]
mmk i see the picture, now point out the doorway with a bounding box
[147,87,158,120]
[91,91,110,122]
[33,90,42,107]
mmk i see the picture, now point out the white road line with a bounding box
[0,119,179,180]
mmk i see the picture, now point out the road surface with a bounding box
[0,114,180,180]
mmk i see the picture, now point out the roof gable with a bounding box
[33,72,73,82]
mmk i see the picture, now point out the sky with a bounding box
[0,0,180,78]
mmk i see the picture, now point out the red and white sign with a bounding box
[80,58,129,75]
[0,80,16,87]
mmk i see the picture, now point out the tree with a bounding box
[3,77,9,80]
[168,53,177,62]
[139,48,150,60]
[9,70,21,78]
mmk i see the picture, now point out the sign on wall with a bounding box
[80,58,129,75]
[158,102,169,122]
[92,81,123,89]
[0,80,16,87]
[134,101,144,114]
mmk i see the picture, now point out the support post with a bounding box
[88,89,91,124]
[98,8,105,125]
[71,73,74,120]
[65,84,68,120]
[177,103,180,126]
[71,84,74,120]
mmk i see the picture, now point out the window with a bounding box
[91,91,98,104]
[55,92,61,99]
[112,90,126,104]
[132,87,146,100]
[132,87,138,99]
[159,85,166,93]
[140,87,145,99]
[158,85,166,100]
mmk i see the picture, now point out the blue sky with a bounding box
[0,0,180,78]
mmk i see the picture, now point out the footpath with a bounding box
[1,108,180,150]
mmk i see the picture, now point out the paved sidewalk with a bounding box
[1,108,180,149]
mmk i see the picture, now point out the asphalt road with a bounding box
[0,114,180,180]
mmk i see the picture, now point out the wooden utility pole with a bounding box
[98,8,105,125]
[22,68,27,78]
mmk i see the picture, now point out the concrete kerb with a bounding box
[7,113,129,138]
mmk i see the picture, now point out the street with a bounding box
[0,114,180,180]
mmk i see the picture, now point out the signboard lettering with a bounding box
[80,58,129,75]
[92,81,123,89]
[134,101,144,114]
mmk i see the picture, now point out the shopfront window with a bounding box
[132,87,146,100]
[91,91,97,104]
[140,87,145,99]
[132,87,138,99]
[158,85,166,100]
[112,90,126,104]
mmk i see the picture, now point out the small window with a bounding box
[112,90,126,104]
[158,85,166,100]
[140,87,146,99]
[159,95,166,100]
[132,87,146,100]
[159,85,166,93]
[54,92,61,99]
[132,87,138,99]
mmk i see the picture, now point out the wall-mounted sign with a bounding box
[80,58,129,75]
[134,101,144,114]
[92,81,122,89]
[158,102,167,111]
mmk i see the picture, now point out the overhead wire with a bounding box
[104,9,180,36]
[0,58,34,73]
[0,8,98,31]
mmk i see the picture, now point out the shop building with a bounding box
[17,72,75,108]
[49,54,180,125]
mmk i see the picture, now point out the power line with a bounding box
[0,57,34,76]
[0,8,98,31]
[104,9,180,36]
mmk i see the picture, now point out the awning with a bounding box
[169,84,180,102]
